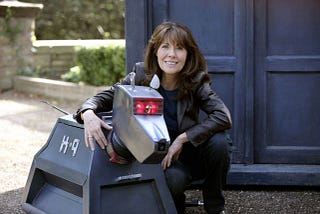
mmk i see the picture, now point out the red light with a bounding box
[135,102,145,114]
[134,98,162,115]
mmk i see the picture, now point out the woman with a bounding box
[75,21,232,214]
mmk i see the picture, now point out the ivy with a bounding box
[0,7,21,44]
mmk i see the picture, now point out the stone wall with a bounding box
[32,39,125,79]
[0,0,43,91]
[13,75,107,101]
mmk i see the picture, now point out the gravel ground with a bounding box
[0,90,319,214]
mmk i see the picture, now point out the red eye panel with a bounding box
[134,98,163,115]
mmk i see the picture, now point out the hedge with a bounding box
[62,45,126,86]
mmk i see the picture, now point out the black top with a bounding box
[158,86,178,142]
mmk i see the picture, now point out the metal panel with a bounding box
[254,0,320,163]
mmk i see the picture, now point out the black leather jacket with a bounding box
[75,62,232,146]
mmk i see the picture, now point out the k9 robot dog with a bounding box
[22,75,177,214]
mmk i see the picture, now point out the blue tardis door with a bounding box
[254,0,320,165]
[125,0,320,185]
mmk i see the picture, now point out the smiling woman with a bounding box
[156,41,187,89]
[75,21,232,214]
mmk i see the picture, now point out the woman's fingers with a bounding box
[83,111,112,151]
[161,140,184,170]
[92,120,112,149]
[101,121,112,131]
[88,135,95,151]
[84,131,90,148]
[84,130,95,151]
[161,151,173,170]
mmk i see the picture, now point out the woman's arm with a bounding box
[185,78,232,146]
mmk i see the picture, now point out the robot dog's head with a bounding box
[110,85,170,163]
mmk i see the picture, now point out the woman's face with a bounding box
[156,40,187,76]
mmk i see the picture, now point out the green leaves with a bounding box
[67,45,126,86]
[25,0,124,40]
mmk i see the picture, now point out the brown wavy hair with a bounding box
[144,21,208,100]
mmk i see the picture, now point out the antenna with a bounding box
[41,100,69,115]
[130,72,136,88]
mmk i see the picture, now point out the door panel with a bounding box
[168,0,234,55]
[267,0,320,55]
[267,73,320,147]
[254,0,320,163]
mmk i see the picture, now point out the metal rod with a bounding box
[41,100,69,115]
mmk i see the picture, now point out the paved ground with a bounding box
[0,90,319,214]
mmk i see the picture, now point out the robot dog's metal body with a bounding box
[22,84,176,214]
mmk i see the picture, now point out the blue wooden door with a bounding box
[254,0,320,164]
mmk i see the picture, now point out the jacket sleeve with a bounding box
[185,76,232,146]
[74,62,146,123]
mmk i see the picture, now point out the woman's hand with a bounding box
[82,110,112,151]
[161,132,188,170]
